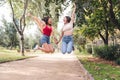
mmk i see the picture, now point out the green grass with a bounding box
[75,50,120,80]
[0,47,34,63]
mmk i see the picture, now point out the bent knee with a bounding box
[67,50,72,54]
[62,50,66,54]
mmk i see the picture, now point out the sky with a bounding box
[0,3,12,24]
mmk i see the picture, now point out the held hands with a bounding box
[54,38,59,44]
[56,41,59,44]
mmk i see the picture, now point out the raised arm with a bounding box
[27,13,45,33]
[71,3,76,23]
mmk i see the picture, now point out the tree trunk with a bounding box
[20,34,25,56]
[100,30,108,45]
[100,2,109,45]
[92,41,94,54]
[10,42,13,50]
[108,0,120,30]
[104,40,108,45]
[104,20,109,45]
[99,32,108,45]
[9,0,29,56]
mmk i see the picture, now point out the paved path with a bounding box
[0,53,94,80]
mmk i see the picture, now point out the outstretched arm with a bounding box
[71,3,76,23]
[27,13,45,33]
[51,27,58,43]
[57,30,64,44]
[59,32,64,42]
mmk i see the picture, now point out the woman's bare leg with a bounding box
[36,43,55,53]
[38,43,51,53]
[48,44,55,53]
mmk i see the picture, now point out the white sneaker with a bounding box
[33,45,39,52]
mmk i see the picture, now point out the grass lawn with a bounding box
[0,47,36,63]
[75,50,120,80]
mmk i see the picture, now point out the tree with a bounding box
[2,18,19,49]
[74,0,116,45]
[9,0,29,56]
[0,26,6,46]
[8,0,67,55]
[73,28,86,51]
[108,0,120,30]
[74,0,120,30]
[0,18,19,48]
[27,0,65,27]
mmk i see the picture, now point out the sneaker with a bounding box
[33,45,39,52]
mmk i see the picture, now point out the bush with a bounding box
[86,45,92,54]
[77,46,82,52]
[94,44,120,61]
[115,58,120,65]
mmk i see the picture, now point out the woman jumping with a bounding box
[27,13,56,53]
[57,3,76,54]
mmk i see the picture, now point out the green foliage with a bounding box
[0,53,29,63]
[0,18,19,48]
[0,26,5,46]
[76,52,120,80]
[73,28,86,51]
[94,45,120,61]
[73,0,89,26]
[75,0,120,29]
[9,0,65,27]
[0,47,30,63]
[81,60,120,80]
[86,45,92,54]
[115,58,120,65]
[81,25,98,41]
[24,35,39,49]
[26,0,65,26]
[74,0,120,45]
[77,46,82,52]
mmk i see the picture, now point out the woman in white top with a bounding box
[57,3,76,54]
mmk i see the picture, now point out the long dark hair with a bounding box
[42,16,50,25]
[65,16,71,23]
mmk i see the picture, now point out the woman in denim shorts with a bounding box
[27,13,57,53]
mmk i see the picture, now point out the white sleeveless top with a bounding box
[62,22,73,36]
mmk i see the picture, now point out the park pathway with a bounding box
[0,53,94,80]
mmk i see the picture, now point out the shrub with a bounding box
[115,58,120,65]
[77,46,82,52]
[94,44,120,61]
[86,45,92,54]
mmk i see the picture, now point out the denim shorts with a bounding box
[61,35,73,54]
[40,35,50,46]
